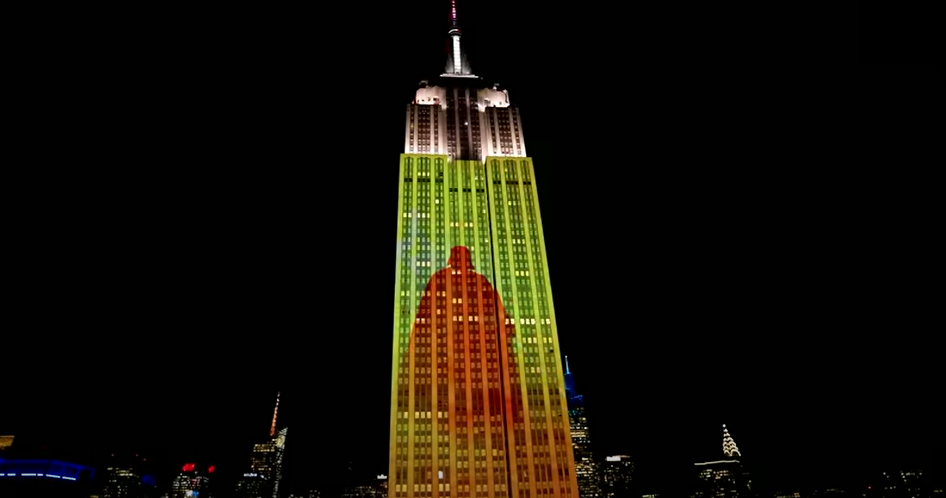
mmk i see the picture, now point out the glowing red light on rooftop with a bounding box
[182,463,195,472]
[207,465,215,474]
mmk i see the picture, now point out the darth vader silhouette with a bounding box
[397,245,522,483]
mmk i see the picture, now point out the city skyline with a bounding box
[3,0,942,496]
[3,381,943,496]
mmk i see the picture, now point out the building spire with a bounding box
[444,0,472,76]
[270,391,281,437]
[450,0,459,29]
[722,424,741,457]
[563,355,578,403]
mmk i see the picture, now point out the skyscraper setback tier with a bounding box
[388,2,578,498]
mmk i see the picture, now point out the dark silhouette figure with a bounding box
[395,245,522,488]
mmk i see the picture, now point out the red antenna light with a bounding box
[207,465,216,474]
[182,463,195,472]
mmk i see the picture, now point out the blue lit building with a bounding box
[565,356,603,498]
[0,457,96,497]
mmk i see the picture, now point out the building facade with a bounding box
[600,456,634,498]
[388,2,578,498]
[101,466,139,498]
[563,358,600,498]
[344,475,389,498]
[873,469,932,498]
[170,463,213,498]
[236,393,287,498]
[84,452,157,498]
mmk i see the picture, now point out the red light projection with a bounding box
[182,463,195,472]
[207,465,215,474]
[400,246,523,463]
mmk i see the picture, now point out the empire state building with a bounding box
[388,2,578,498]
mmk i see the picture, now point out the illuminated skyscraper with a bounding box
[600,456,634,498]
[388,2,578,498]
[563,358,600,498]
[692,425,750,498]
[236,393,287,498]
[101,466,139,498]
[90,453,155,498]
[170,463,214,498]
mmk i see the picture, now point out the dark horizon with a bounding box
[3,0,941,497]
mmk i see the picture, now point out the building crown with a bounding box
[722,424,741,457]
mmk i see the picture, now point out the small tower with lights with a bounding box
[692,425,751,498]
[722,424,741,458]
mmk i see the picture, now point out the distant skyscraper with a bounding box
[236,393,287,498]
[600,456,634,498]
[388,3,578,498]
[692,425,750,498]
[563,357,601,498]
[877,469,929,498]
[344,475,389,498]
[170,463,213,498]
[90,453,155,498]
[101,466,139,498]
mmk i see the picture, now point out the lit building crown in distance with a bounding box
[236,392,287,498]
[722,424,741,458]
[692,425,749,498]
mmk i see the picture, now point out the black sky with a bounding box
[3,1,942,497]
[858,1,938,64]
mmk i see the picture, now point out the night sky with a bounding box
[858,1,938,64]
[4,1,941,497]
